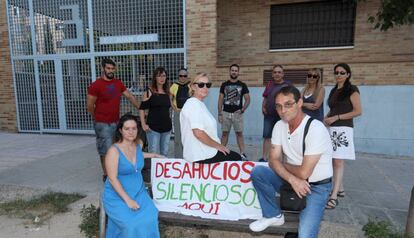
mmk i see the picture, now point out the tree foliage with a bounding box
[367,0,414,31]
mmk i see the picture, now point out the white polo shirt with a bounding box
[271,115,333,182]
[180,97,219,162]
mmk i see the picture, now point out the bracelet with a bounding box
[337,115,340,120]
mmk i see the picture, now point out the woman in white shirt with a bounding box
[180,72,241,163]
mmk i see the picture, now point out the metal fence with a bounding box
[6,0,186,133]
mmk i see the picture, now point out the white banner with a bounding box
[151,159,264,221]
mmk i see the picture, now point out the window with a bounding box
[263,69,323,86]
[270,0,356,50]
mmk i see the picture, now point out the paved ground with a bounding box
[0,132,413,237]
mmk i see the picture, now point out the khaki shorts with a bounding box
[222,111,243,132]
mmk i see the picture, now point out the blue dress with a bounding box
[103,144,159,238]
[302,94,324,121]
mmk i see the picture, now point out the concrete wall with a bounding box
[203,85,414,157]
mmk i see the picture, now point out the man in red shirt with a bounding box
[87,58,140,180]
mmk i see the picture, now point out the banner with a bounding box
[151,159,264,220]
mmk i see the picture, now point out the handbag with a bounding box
[279,118,314,212]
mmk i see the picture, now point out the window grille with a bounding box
[270,0,356,50]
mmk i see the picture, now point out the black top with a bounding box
[327,85,359,128]
[219,80,249,113]
[139,90,172,133]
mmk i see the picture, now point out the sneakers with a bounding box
[258,157,267,162]
[241,153,248,161]
[249,214,285,232]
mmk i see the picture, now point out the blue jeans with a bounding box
[93,122,117,156]
[251,165,331,238]
[263,116,279,138]
[146,130,171,157]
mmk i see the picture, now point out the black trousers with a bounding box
[196,150,241,164]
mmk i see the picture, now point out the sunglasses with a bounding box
[194,82,212,88]
[179,75,188,77]
[334,71,347,76]
[307,74,319,79]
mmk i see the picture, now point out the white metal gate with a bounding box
[6,0,186,133]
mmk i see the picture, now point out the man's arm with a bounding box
[122,90,141,110]
[268,144,311,198]
[283,154,322,180]
[262,97,267,115]
[242,93,250,113]
[86,95,97,119]
[217,93,224,123]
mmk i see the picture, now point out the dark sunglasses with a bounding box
[307,74,319,79]
[194,82,212,88]
[334,71,347,76]
[179,75,188,77]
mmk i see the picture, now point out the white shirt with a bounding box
[271,115,333,182]
[180,97,219,162]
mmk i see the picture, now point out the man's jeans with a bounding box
[146,130,171,157]
[173,110,183,158]
[251,165,331,238]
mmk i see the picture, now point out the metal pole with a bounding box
[406,185,414,236]
[99,197,106,238]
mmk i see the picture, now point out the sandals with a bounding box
[337,190,345,197]
[325,198,338,209]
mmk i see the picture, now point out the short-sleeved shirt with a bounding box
[271,115,333,182]
[180,97,219,162]
[170,82,190,110]
[327,85,360,128]
[219,80,249,113]
[263,80,292,117]
[87,78,127,123]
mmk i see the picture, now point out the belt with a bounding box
[309,177,332,186]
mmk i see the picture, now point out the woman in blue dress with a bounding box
[103,114,163,238]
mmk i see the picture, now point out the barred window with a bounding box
[270,0,356,50]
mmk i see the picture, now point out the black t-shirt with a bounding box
[139,90,172,133]
[219,80,249,113]
[328,85,359,128]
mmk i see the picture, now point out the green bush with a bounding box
[363,219,412,238]
[79,204,99,238]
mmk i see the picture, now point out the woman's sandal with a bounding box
[325,198,338,209]
[337,190,345,197]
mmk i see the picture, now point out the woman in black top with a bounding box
[324,63,362,209]
[139,67,172,157]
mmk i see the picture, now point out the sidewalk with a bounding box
[0,132,413,235]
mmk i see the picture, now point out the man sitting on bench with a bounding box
[249,85,332,237]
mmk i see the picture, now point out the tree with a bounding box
[367,0,414,31]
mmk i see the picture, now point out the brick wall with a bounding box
[186,0,219,84]
[216,0,414,86]
[0,2,17,132]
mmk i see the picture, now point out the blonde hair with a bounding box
[303,68,323,99]
[189,72,209,96]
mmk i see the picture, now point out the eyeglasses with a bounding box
[307,74,319,79]
[275,101,297,111]
[194,82,212,88]
[179,75,188,77]
[334,71,347,76]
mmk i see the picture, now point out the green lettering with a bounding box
[229,185,242,204]
[242,188,256,206]
[155,181,166,199]
[179,183,191,200]
[216,185,229,202]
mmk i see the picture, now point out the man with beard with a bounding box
[218,64,250,159]
[87,58,140,181]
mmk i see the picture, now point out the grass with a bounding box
[0,192,85,225]
[362,219,413,238]
[79,204,99,238]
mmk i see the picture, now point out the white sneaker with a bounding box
[249,214,285,232]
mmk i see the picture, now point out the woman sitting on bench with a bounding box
[102,113,163,238]
[180,72,241,164]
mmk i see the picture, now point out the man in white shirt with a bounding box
[249,85,333,237]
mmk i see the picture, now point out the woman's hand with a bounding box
[324,116,337,126]
[126,198,140,210]
[216,144,230,155]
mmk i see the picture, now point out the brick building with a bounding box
[1,0,413,156]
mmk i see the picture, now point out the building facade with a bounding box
[1,0,414,156]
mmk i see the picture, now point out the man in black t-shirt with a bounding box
[218,64,250,159]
